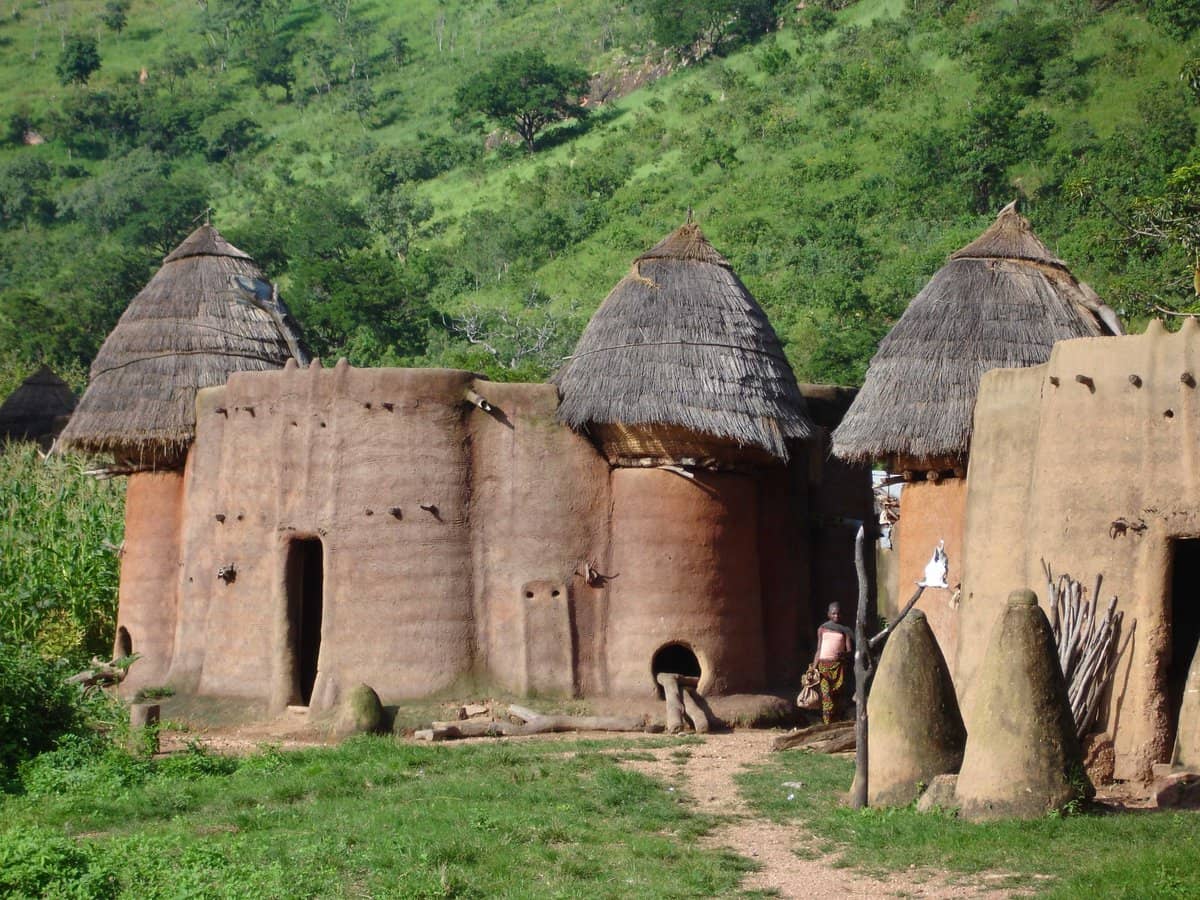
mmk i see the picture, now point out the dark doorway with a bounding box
[114,626,132,659]
[1168,539,1200,742]
[286,538,324,706]
[652,643,701,698]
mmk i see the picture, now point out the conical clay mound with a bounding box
[956,590,1093,820]
[868,609,967,807]
[1173,647,1200,769]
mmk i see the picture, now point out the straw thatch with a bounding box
[0,365,76,444]
[832,202,1122,466]
[60,225,295,464]
[554,222,814,462]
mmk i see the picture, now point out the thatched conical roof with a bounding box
[60,224,294,463]
[832,202,1122,465]
[0,366,76,443]
[554,221,814,463]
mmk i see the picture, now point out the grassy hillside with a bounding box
[0,0,1198,389]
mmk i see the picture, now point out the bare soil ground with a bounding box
[619,731,1023,899]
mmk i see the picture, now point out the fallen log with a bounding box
[66,653,139,688]
[807,730,856,754]
[416,706,648,741]
[772,721,854,752]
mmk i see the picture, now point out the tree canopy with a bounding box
[645,0,781,56]
[456,50,589,152]
[56,35,101,87]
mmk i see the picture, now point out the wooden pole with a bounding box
[851,524,870,809]
[850,526,926,809]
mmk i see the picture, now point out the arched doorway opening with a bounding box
[651,642,701,698]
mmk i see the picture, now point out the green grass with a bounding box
[738,751,1200,898]
[2,735,749,898]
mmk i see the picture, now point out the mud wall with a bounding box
[606,468,766,696]
[135,365,871,707]
[169,365,478,708]
[959,321,1200,780]
[467,381,610,697]
[117,469,185,692]
[895,478,967,667]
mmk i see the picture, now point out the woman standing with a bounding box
[813,602,855,724]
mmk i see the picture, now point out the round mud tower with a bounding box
[867,609,966,807]
[335,683,383,735]
[955,590,1093,820]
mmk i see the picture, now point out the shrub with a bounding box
[0,827,117,898]
[0,646,88,788]
[18,733,150,798]
[154,741,239,780]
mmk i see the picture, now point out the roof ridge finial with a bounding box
[194,206,214,227]
[686,206,694,226]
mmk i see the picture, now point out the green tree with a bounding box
[0,157,54,230]
[56,35,101,86]
[1148,0,1200,39]
[386,29,410,69]
[1128,163,1200,302]
[100,0,131,34]
[644,0,781,56]
[971,11,1069,97]
[289,251,434,362]
[247,35,295,101]
[456,50,589,152]
[365,186,433,260]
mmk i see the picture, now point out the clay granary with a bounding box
[64,222,872,711]
[832,202,1122,664]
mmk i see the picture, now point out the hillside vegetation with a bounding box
[0,0,1198,396]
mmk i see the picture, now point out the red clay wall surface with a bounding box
[894,477,967,667]
[960,321,1200,780]
[606,468,766,696]
[170,366,479,708]
[117,469,185,693]
[467,381,611,697]
[125,364,871,708]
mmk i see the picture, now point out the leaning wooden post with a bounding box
[851,524,871,809]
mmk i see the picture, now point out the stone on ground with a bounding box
[867,608,966,807]
[955,589,1093,820]
[916,774,959,813]
[335,683,383,735]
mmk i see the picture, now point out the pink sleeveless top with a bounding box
[817,627,850,660]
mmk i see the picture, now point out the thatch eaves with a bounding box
[554,222,814,462]
[832,203,1122,466]
[0,365,76,443]
[59,225,294,464]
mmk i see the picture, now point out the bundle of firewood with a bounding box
[1043,560,1125,741]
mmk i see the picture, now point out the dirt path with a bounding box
[622,731,1018,899]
